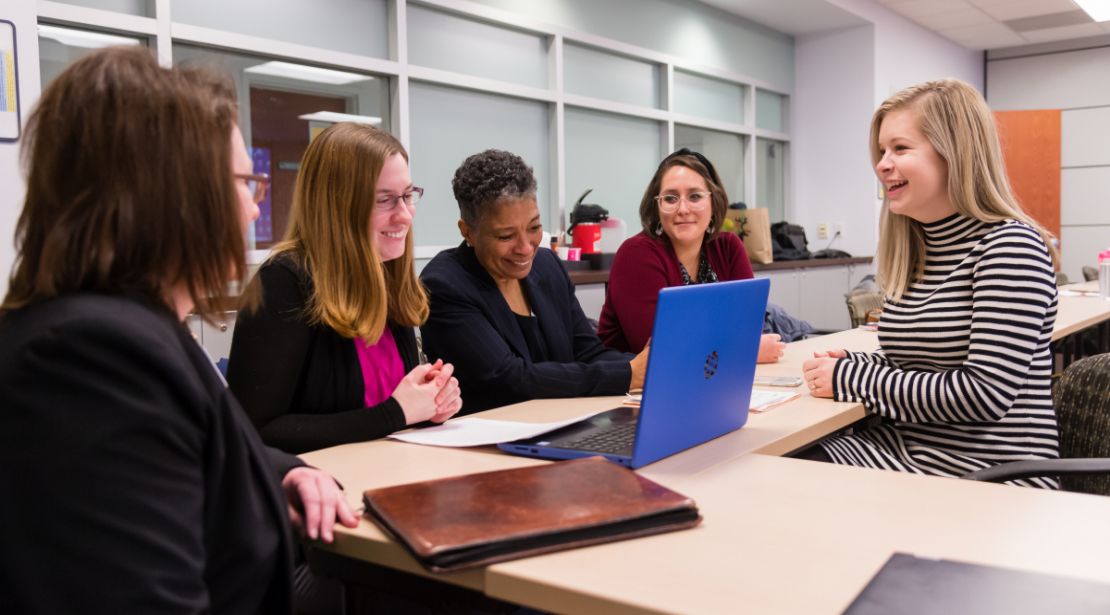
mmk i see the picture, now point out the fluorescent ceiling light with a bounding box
[244,61,372,85]
[1075,0,1110,22]
[37,25,141,49]
[298,111,382,125]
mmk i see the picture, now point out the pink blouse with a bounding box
[355,327,405,408]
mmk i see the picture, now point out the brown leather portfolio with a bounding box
[362,456,701,572]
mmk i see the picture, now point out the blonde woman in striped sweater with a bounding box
[801,79,1060,488]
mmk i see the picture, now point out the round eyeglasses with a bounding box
[654,192,711,213]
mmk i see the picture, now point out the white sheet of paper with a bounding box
[623,389,798,412]
[388,411,605,448]
[748,388,800,413]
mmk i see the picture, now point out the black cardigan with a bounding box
[0,294,301,613]
[228,254,419,454]
[420,242,633,413]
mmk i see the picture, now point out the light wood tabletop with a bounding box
[299,302,1110,612]
[1055,284,1110,340]
[486,454,1110,615]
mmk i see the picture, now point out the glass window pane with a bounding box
[50,0,152,17]
[408,5,548,89]
[674,125,745,206]
[564,43,660,109]
[38,25,146,90]
[174,44,391,249]
[408,81,551,248]
[757,138,786,223]
[172,0,388,59]
[565,107,661,237]
[674,69,745,125]
[756,89,786,133]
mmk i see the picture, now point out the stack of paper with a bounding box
[748,389,800,413]
[622,388,799,413]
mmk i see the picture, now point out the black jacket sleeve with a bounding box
[228,259,408,454]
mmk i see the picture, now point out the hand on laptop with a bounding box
[629,338,651,391]
[757,333,786,363]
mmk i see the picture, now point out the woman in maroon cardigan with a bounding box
[598,149,786,363]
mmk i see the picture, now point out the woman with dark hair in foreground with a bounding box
[0,46,357,613]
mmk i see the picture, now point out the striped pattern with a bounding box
[821,214,1060,489]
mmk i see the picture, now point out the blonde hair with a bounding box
[871,78,1057,301]
[247,122,427,342]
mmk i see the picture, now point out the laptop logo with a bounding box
[703,350,719,379]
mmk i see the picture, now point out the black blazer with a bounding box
[229,253,419,454]
[420,243,632,413]
[0,294,301,614]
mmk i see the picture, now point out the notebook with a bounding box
[362,456,701,572]
[498,277,770,469]
[844,552,1110,615]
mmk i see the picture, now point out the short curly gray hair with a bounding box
[451,149,537,227]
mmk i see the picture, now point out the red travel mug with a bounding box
[570,223,602,254]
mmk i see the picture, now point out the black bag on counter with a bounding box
[771,222,811,261]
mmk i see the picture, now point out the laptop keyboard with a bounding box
[559,422,636,456]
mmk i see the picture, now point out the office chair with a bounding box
[964,353,1110,495]
[845,291,883,329]
[1083,265,1098,282]
[1055,271,1071,286]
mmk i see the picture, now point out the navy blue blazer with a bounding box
[420,242,633,413]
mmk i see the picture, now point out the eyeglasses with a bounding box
[654,192,711,213]
[234,173,270,204]
[375,186,425,212]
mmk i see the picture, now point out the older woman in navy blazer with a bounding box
[421,150,649,413]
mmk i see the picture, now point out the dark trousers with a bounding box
[791,443,833,463]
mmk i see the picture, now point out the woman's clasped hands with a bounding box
[393,359,463,424]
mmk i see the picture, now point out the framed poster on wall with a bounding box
[1,19,20,142]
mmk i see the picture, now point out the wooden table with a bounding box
[299,327,879,593]
[1053,282,1110,365]
[486,454,1110,614]
[303,438,1110,614]
[300,298,1110,613]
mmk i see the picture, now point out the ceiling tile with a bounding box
[1020,22,1106,43]
[913,8,994,30]
[976,0,1084,21]
[1005,10,1092,32]
[885,0,976,19]
[939,21,1027,48]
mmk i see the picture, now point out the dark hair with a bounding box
[3,46,244,322]
[451,149,537,227]
[638,148,729,244]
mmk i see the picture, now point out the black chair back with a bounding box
[1055,353,1110,495]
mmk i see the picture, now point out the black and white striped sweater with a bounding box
[821,213,1059,488]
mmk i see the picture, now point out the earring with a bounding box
[706,220,714,235]
[655,223,663,236]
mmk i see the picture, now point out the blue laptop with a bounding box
[498,277,770,469]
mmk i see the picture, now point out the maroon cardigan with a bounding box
[597,231,754,353]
